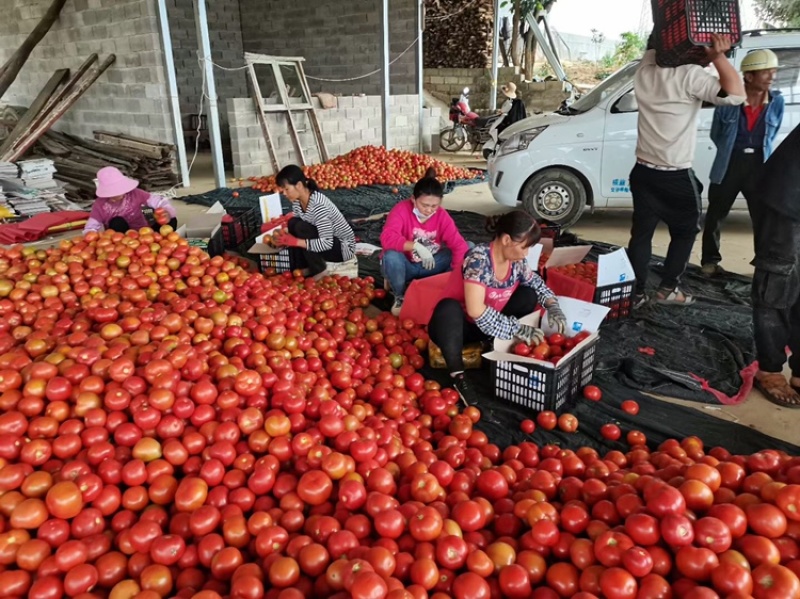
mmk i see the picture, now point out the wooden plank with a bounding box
[0,68,69,155]
[245,52,305,64]
[247,63,280,174]
[272,63,306,166]
[92,131,163,159]
[3,54,115,162]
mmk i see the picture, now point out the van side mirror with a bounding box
[613,92,638,114]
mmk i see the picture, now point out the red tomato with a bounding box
[537,411,557,431]
[557,413,578,433]
[583,386,602,402]
[621,400,639,415]
[751,563,800,599]
[601,424,622,441]
[520,419,536,434]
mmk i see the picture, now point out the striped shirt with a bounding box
[292,191,356,260]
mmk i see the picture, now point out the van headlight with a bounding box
[499,127,548,156]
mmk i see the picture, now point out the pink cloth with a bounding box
[0,211,90,244]
[399,273,451,325]
[84,188,176,233]
[379,199,469,267]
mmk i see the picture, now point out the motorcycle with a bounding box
[439,87,502,153]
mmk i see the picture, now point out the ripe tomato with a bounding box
[751,563,800,598]
[583,386,602,402]
[537,411,557,431]
[601,424,621,441]
[557,413,578,433]
[599,567,637,599]
[520,419,535,434]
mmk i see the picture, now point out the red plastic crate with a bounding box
[651,0,741,67]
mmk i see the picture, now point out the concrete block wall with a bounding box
[164,0,248,125]
[0,0,174,144]
[238,0,418,96]
[424,67,569,113]
[228,97,441,179]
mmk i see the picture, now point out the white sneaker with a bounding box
[391,298,403,317]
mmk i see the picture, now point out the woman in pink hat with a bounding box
[83,166,177,234]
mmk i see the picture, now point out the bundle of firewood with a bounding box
[424,0,495,68]
[34,130,178,200]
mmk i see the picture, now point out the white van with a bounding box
[487,30,800,227]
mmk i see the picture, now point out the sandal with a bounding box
[701,264,727,277]
[755,373,800,409]
[654,287,695,306]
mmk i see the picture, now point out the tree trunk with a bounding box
[0,0,69,100]
[523,30,535,80]
[511,0,521,66]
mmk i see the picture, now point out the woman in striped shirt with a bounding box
[275,165,357,276]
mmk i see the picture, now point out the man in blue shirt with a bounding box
[701,49,784,276]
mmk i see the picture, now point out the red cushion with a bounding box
[399,273,451,325]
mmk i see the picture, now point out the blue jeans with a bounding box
[382,248,453,299]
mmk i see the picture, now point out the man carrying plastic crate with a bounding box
[750,123,800,408]
[627,33,745,307]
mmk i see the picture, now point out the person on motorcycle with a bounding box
[380,168,470,317]
[484,83,528,158]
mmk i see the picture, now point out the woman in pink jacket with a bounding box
[380,168,469,316]
[83,167,177,234]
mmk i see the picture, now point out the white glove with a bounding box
[413,242,436,270]
[515,324,545,346]
[545,303,567,335]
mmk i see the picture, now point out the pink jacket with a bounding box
[84,188,176,233]
[380,199,469,267]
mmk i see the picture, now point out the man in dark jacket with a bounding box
[751,122,800,407]
[702,49,784,276]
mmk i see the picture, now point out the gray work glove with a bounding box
[514,324,545,346]
[412,242,436,270]
[545,302,567,334]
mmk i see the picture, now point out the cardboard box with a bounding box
[176,202,226,257]
[544,247,635,320]
[483,297,609,412]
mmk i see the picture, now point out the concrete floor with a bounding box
[104,152,800,445]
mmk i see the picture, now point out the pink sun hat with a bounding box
[95,166,139,198]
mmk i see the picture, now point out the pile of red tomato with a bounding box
[512,332,592,365]
[549,263,599,285]
[248,146,481,193]
[0,226,799,599]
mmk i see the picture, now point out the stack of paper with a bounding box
[0,162,18,178]
[19,158,58,190]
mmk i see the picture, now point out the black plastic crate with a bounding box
[594,280,635,321]
[652,0,741,67]
[491,336,598,413]
[221,207,260,250]
[256,248,299,274]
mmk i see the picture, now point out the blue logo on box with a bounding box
[619,274,627,282]
[572,321,583,332]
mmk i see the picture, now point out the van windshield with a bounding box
[565,62,639,114]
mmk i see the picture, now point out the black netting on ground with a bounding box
[429,364,799,455]
[178,177,485,220]
[355,212,757,405]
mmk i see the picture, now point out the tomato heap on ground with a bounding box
[0,226,799,599]
[249,146,481,193]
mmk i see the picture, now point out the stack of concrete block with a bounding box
[227,95,440,179]
[238,0,418,97]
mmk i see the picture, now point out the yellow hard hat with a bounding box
[740,49,779,72]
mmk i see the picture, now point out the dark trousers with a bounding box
[428,287,538,373]
[701,151,764,266]
[752,209,800,376]
[109,216,177,233]
[287,218,345,276]
[627,163,703,294]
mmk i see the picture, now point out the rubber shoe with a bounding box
[701,263,726,277]
[452,373,476,405]
[391,298,403,317]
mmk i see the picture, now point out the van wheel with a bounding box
[521,168,587,228]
